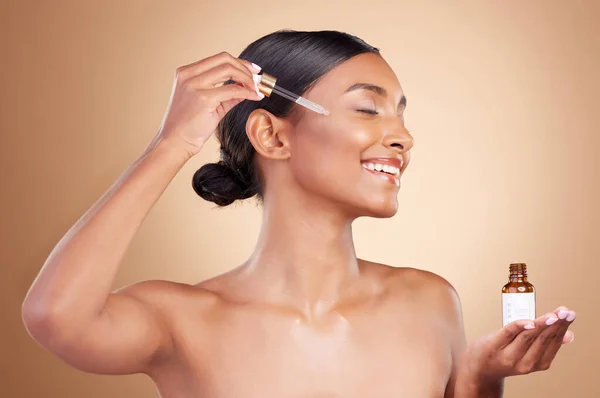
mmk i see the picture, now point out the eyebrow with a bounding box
[345,83,407,107]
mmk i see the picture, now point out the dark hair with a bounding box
[192,30,380,206]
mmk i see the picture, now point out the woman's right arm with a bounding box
[21,52,262,375]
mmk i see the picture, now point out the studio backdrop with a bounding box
[1,1,598,397]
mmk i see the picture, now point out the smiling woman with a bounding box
[194,31,413,218]
[21,29,576,398]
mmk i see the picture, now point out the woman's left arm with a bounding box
[443,285,576,398]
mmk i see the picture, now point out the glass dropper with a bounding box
[253,73,329,115]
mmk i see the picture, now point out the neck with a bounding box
[241,192,361,314]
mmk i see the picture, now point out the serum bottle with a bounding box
[502,263,536,326]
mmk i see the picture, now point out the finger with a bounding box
[556,308,577,344]
[500,311,556,351]
[239,58,262,73]
[520,314,571,372]
[177,52,259,82]
[535,323,570,370]
[187,63,257,91]
[505,315,559,374]
[538,310,576,363]
[181,52,256,78]
[562,330,575,344]
[500,325,541,358]
[558,308,577,323]
[220,98,245,115]
[553,306,569,317]
[499,313,556,362]
[202,83,263,106]
[495,319,536,349]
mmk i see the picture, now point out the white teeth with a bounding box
[361,162,401,176]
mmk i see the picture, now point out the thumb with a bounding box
[494,319,535,349]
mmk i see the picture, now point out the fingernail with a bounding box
[558,310,569,319]
[546,317,558,325]
[566,312,576,322]
[251,63,261,72]
[251,74,263,97]
[524,323,536,330]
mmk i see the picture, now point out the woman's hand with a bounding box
[156,52,263,156]
[461,306,576,382]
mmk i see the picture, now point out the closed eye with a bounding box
[357,109,379,115]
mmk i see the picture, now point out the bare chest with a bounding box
[157,309,453,398]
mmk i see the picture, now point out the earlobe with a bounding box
[246,109,291,161]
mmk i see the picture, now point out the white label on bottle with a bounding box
[502,293,536,326]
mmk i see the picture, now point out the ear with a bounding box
[245,109,292,161]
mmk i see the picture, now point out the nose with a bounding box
[381,120,414,155]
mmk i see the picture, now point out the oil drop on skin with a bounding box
[502,263,536,327]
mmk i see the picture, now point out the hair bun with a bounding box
[192,162,254,206]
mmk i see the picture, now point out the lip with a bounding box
[360,157,403,169]
[360,157,402,187]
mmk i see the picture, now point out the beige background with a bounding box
[1,0,598,397]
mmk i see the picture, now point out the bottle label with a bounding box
[502,293,536,326]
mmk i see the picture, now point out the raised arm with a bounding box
[21,52,262,375]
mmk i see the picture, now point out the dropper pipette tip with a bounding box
[255,73,329,116]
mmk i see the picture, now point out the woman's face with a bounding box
[288,52,414,219]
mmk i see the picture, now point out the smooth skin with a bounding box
[22,51,576,398]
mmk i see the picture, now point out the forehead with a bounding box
[310,52,404,99]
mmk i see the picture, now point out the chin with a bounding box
[346,195,399,219]
[363,202,399,219]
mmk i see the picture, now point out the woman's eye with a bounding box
[356,109,379,115]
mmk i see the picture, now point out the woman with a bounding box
[22,30,576,397]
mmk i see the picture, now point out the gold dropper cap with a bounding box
[257,73,277,97]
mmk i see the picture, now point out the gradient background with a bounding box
[1,1,598,397]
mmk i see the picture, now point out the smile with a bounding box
[360,158,403,187]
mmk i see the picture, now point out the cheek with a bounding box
[289,117,375,186]
[301,113,376,150]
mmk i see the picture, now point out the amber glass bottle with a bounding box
[502,263,536,326]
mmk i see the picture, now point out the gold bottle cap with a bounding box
[258,73,277,97]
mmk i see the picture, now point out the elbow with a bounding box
[21,295,76,350]
[22,296,58,345]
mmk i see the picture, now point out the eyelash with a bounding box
[357,109,379,115]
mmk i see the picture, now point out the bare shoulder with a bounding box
[360,260,462,316]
